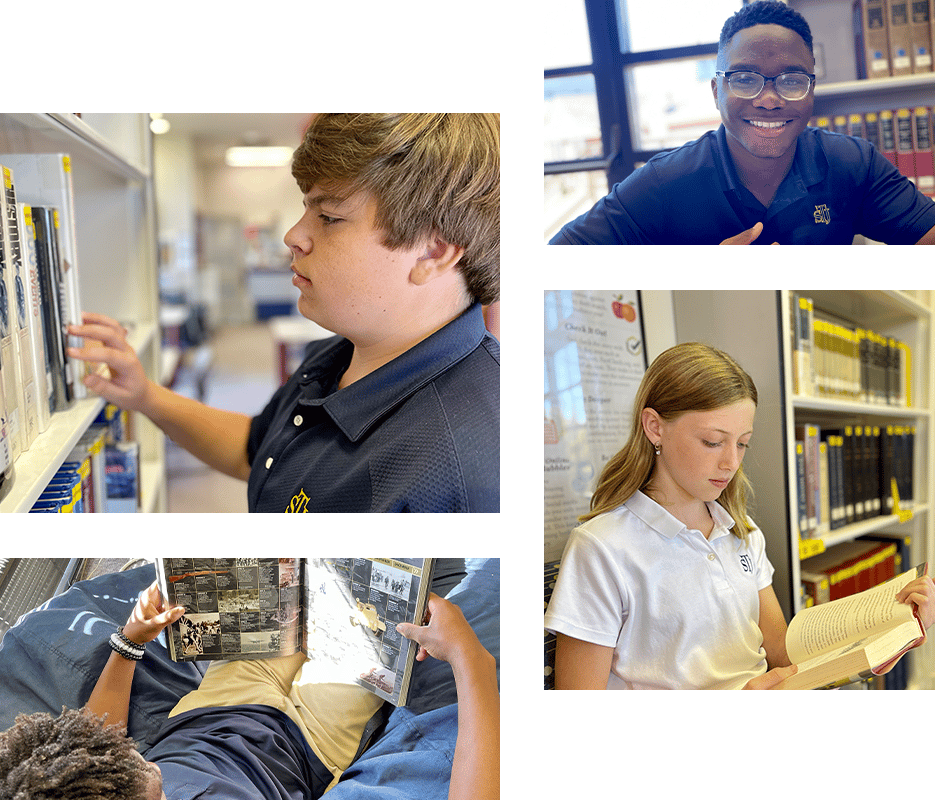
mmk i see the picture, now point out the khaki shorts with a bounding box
[169,652,383,786]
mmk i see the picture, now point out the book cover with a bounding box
[908,0,934,72]
[854,0,892,78]
[879,109,898,166]
[887,0,915,75]
[31,206,72,412]
[0,154,86,398]
[1,168,39,453]
[157,558,435,706]
[911,106,934,197]
[0,169,21,459]
[894,107,917,182]
[15,205,51,430]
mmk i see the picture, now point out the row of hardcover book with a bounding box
[790,293,911,405]
[795,423,915,540]
[854,0,935,79]
[799,535,911,689]
[30,404,139,513]
[812,106,935,198]
[0,153,88,495]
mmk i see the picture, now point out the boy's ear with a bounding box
[410,236,465,286]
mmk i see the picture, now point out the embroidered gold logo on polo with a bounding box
[286,489,310,513]
[813,204,830,224]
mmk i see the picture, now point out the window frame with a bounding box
[544,0,725,189]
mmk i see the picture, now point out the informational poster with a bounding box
[544,290,647,562]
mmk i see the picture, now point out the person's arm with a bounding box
[553,633,614,690]
[396,594,498,800]
[915,223,935,244]
[85,581,185,729]
[68,312,253,480]
[757,585,791,670]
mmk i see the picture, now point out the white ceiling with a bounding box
[157,113,314,164]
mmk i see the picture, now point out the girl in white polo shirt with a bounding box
[544,342,932,689]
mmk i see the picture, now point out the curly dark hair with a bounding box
[719,1,813,56]
[0,709,150,799]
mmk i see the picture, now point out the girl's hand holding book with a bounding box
[896,575,935,631]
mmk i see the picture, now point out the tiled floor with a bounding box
[165,322,279,513]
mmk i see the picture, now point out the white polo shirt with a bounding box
[544,491,774,689]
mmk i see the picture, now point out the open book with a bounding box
[155,558,435,705]
[777,563,927,690]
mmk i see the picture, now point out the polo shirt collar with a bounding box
[626,490,737,540]
[299,303,488,442]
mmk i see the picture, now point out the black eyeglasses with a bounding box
[715,70,815,101]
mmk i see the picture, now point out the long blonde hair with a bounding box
[581,342,757,539]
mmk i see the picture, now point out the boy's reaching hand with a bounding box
[123,580,185,646]
[67,311,152,412]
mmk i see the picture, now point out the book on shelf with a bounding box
[31,205,73,412]
[156,558,435,706]
[888,0,914,76]
[913,106,935,197]
[778,562,927,690]
[812,105,935,199]
[908,0,935,72]
[790,293,912,404]
[800,538,897,605]
[854,0,892,79]
[795,423,915,538]
[0,154,86,399]
[16,204,53,433]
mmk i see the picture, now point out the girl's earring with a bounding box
[654,442,661,456]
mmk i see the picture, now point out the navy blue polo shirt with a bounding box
[550,124,935,244]
[148,704,333,800]
[246,303,499,512]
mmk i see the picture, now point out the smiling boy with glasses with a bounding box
[550,0,935,245]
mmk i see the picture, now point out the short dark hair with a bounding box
[719,1,813,55]
[0,709,149,799]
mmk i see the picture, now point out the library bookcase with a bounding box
[0,114,166,513]
[673,289,934,688]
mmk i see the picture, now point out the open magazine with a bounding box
[777,563,927,690]
[155,557,435,705]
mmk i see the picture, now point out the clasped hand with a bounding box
[123,581,186,647]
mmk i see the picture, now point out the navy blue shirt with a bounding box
[246,303,499,512]
[550,125,935,244]
[148,705,333,800]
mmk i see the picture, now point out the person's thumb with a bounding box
[720,221,763,245]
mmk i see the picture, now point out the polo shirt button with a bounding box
[707,553,716,561]
[265,457,273,469]
[293,414,303,426]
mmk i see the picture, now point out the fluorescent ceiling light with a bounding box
[225,146,293,167]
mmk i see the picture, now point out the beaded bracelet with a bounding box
[109,627,145,661]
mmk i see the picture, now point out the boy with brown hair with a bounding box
[70,113,500,512]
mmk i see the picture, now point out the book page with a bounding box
[786,565,923,664]
[303,558,431,705]
[158,558,303,660]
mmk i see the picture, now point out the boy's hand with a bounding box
[67,312,151,412]
[396,593,488,672]
[123,580,185,646]
[719,222,779,245]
